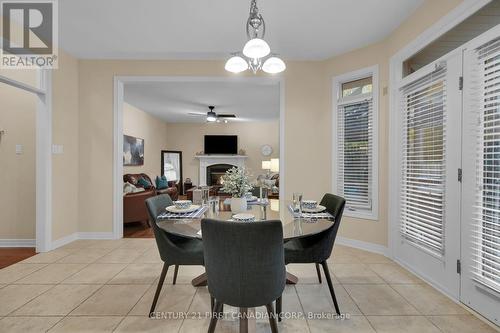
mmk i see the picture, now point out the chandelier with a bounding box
[225,0,285,74]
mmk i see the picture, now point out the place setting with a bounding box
[159,200,208,220]
[289,193,335,221]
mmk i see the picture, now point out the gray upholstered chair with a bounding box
[201,218,285,333]
[283,193,345,316]
[145,195,204,316]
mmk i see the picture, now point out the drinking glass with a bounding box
[292,192,303,217]
[201,187,210,206]
[208,196,219,216]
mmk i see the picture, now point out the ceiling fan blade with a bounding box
[188,112,206,116]
[217,114,236,118]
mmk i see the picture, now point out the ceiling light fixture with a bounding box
[225,0,285,74]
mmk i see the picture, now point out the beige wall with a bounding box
[52,51,80,241]
[48,0,464,243]
[77,60,325,233]
[0,73,37,240]
[165,121,280,184]
[123,102,168,179]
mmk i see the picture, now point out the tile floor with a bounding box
[0,239,497,332]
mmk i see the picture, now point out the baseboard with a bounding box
[50,233,78,250]
[0,239,36,247]
[50,232,115,251]
[336,236,389,256]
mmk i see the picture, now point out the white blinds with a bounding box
[337,98,373,211]
[470,37,500,291]
[400,66,447,256]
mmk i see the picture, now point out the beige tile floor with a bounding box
[0,239,497,333]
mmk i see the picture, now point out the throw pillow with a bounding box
[155,175,169,189]
[137,177,152,189]
[123,182,136,195]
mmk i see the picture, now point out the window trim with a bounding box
[332,65,379,221]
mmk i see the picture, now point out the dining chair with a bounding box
[145,194,204,317]
[283,193,345,316]
[201,218,285,333]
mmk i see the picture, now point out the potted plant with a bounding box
[220,166,253,213]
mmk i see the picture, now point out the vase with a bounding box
[230,197,247,214]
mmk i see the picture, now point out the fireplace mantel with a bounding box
[195,155,247,186]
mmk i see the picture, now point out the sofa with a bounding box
[123,173,178,225]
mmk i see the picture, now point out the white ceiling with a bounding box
[59,0,424,60]
[124,80,280,123]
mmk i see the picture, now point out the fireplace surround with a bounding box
[195,155,247,186]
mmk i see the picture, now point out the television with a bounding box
[204,135,238,155]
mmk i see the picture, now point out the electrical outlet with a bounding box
[15,144,23,154]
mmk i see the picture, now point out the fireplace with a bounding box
[207,164,233,187]
[195,155,247,186]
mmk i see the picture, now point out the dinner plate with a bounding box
[301,205,326,213]
[166,204,200,214]
[232,213,255,222]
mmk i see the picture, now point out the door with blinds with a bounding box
[395,51,463,298]
[461,26,500,324]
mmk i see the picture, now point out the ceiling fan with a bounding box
[188,106,236,123]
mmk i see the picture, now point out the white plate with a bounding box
[232,213,255,222]
[301,205,326,213]
[246,196,258,202]
[166,204,200,214]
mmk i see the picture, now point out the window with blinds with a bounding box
[400,66,447,256]
[336,76,374,215]
[470,37,500,291]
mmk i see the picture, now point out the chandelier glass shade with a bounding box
[225,0,285,74]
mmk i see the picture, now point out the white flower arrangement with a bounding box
[220,166,254,198]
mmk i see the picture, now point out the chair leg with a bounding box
[208,301,223,333]
[173,265,179,285]
[315,263,322,283]
[239,307,248,333]
[321,261,340,315]
[210,296,215,314]
[149,263,169,316]
[276,296,282,322]
[265,303,278,333]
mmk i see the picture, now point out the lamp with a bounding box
[225,56,248,73]
[270,158,279,173]
[270,199,279,212]
[261,160,271,170]
[224,0,285,74]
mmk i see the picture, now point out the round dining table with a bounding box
[156,198,335,286]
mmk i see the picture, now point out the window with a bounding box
[400,65,447,256]
[333,67,378,220]
[469,37,500,291]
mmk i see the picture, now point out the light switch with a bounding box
[15,144,23,154]
[52,144,64,154]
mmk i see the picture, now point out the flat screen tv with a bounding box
[204,135,238,155]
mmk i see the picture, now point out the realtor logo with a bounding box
[1,0,58,68]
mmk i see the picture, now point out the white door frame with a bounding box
[0,70,52,252]
[113,76,286,239]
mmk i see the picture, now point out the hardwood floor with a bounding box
[124,222,154,238]
[0,247,36,269]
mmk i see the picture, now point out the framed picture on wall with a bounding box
[123,135,144,166]
[161,150,183,194]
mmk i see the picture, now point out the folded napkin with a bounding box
[157,206,208,220]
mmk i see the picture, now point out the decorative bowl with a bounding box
[174,200,192,209]
[302,200,318,210]
[232,213,255,222]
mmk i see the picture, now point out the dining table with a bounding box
[156,197,335,287]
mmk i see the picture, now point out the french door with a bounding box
[461,25,500,325]
[394,50,463,299]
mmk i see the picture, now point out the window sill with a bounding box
[343,209,378,221]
